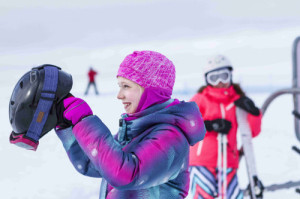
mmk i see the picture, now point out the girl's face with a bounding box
[117,76,144,114]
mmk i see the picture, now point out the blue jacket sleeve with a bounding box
[72,115,189,190]
[55,127,102,178]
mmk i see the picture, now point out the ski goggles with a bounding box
[206,68,232,86]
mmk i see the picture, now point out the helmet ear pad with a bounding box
[9,65,73,138]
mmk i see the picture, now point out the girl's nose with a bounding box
[117,90,124,100]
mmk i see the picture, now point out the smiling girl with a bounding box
[55,51,206,199]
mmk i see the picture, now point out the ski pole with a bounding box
[217,134,222,199]
[222,135,228,199]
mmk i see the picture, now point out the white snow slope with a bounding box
[1,29,300,199]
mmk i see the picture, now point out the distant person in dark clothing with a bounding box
[85,67,99,95]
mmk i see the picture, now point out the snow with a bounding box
[1,65,300,199]
[1,1,300,198]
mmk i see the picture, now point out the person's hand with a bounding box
[56,94,93,129]
[204,119,232,135]
[234,96,260,116]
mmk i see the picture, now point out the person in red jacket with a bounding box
[188,55,263,199]
[85,67,99,95]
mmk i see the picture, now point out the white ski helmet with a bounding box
[203,54,233,75]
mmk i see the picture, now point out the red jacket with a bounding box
[88,69,97,82]
[189,85,262,168]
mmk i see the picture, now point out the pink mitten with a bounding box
[57,95,93,129]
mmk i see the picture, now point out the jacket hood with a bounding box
[119,99,206,146]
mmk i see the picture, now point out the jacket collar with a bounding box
[118,99,174,144]
[203,85,239,102]
[118,99,205,146]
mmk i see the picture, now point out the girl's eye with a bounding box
[118,84,129,88]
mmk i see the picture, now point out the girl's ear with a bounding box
[139,85,145,95]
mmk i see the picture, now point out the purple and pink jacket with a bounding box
[56,99,206,199]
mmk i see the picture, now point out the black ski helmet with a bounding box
[9,64,72,149]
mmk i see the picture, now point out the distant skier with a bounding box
[85,67,99,95]
[188,54,263,199]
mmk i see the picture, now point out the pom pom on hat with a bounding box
[117,51,176,94]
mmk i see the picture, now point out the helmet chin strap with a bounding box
[10,66,59,151]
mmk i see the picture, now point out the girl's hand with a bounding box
[204,119,232,134]
[234,96,260,116]
[56,94,93,129]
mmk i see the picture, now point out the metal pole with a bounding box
[260,88,300,116]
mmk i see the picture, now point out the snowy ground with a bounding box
[1,67,300,199]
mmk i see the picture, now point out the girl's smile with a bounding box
[117,76,144,114]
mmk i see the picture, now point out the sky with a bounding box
[1,0,300,53]
[1,0,300,95]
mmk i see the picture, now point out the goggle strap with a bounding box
[25,66,59,142]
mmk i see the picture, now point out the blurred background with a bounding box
[1,0,300,198]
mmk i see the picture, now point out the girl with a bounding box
[189,55,263,199]
[55,51,206,199]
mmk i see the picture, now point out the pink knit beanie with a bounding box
[117,51,176,94]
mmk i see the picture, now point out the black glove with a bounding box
[245,176,264,198]
[234,96,260,116]
[56,93,73,129]
[56,93,93,129]
[204,119,232,135]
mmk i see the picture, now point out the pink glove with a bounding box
[56,95,93,129]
